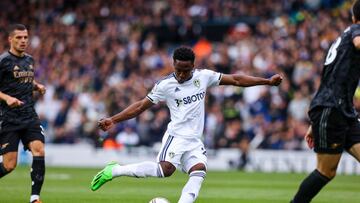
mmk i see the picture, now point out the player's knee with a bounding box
[3,160,17,172]
[33,148,45,157]
[160,161,176,177]
[189,170,206,181]
[318,167,337,179]
[324,170,336,179]
[188,163,206,174]
[31,146,45,156]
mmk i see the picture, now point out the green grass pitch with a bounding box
[0,166,359,203]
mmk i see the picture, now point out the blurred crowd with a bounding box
[0,0,357,151]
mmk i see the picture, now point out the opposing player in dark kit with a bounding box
[291,1,360,202]
[0,24,46,203]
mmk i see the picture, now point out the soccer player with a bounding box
[91,46,282,203]
[0,24,46,203]
[291,1,360,202]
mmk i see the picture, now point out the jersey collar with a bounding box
[8,50,25,58]
[173,70,194,84]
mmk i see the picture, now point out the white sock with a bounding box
[30,195,40,203]
[112,161,164,178]
[178,170,206,203]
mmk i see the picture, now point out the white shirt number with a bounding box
[324,37,341,66]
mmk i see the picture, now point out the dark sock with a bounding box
[292,169,331,203]
[0,162,10,178]
[31,156,45,196]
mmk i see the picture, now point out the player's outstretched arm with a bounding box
[219,73,282,87]
[98,97,154,131]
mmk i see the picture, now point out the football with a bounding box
[149,197,170,203]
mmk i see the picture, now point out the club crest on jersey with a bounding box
[168,152,175,158]
[193,79,200,88]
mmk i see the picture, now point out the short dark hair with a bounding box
[173,46,195,63]
[7,24,27,36]
[353,0,360,22]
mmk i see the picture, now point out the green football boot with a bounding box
[91,161,119,191]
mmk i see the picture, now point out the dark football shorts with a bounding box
[0,120,45,155]
[309,107,360,154]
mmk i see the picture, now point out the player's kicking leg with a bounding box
[91,134,177,191]
[90,161,169,191]
[90,161,118,191]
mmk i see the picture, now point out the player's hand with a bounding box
[305,126,314,149]
[35,83,46,95]
[269,74,283,86]
[5,96,24,108]
[98,118,114,131]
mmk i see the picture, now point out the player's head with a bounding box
[7,24,29,54]
[352,0,360,23]
[173,46,195,83]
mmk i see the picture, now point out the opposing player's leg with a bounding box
[0,130,21,178]
[178,140,207,203]
[348,143,360,162]
[0,152,18,178]
[345,119,360,162]
[292,153,341,203]
[292,107,346,203]
[24,121,45,203]
[28,140,45,203]
[91,134,178,191]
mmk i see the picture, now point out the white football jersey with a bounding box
[147,69,222,139]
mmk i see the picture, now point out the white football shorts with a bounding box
[156,132,207,173]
